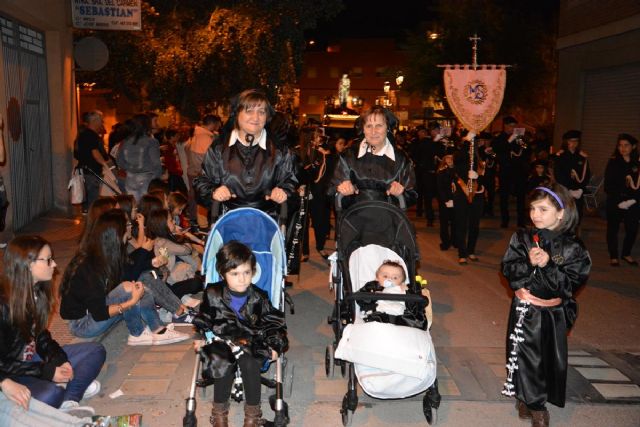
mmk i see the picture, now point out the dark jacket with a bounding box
[553,150,591,192]
[502,228,591,302]
[329,141,418,206]
[196,282,288,361]
[0,302,68,383]
[193,132,298,213]
[604,155,640,204]
[436,167,456,202]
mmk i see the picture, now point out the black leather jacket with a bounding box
[0,302,68,383]
[329,142,417,206]
[196,282,288,361]
[193,132,298,213]
[502,228,591,301]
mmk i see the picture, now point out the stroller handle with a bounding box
[335,192,406,212]
[210,194,288,225]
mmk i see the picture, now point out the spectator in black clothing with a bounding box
[553,130,591,224]
[75,111,109,213]
[477,132,497,217]
[437,153,456,251]
[492,116,528,228]
[452,137,485,264]
[413,122,444,226]
[604,134,639,266]
[303,128,334,258]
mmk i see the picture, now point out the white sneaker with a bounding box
[59,400,95,418]
[152,324,190,345]
[82,380,101,400]
[127,327,154,346]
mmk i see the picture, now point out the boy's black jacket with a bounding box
[196,281,288,360]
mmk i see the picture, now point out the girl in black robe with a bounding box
[501,184,591,427]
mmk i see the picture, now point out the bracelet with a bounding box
[117,304,124,314]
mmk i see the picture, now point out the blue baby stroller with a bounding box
[183,207,291,427]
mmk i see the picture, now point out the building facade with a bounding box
[0,0,76,234]
[555,0,640,188]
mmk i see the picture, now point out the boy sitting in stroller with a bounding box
[358,260,408,316]
[194,241,288,427]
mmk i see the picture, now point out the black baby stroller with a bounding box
[326,197,441,425]
[183,207,291,427]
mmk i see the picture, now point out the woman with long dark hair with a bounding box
[60,209,189,346]
[0,236,105,417]
[604,133,640,266]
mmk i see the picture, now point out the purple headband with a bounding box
[535,187,564,209]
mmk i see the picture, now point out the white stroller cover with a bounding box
[334,244,437,399]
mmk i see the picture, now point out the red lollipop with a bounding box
[533,233,540,248]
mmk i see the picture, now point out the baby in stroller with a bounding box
[358,260,408,317]
[194,241,288,427]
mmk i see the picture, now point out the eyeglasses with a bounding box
[35,257,55,266]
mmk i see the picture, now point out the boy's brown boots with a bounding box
[243,404,266,427]
[210,402,229,427]
[530,409,550,427]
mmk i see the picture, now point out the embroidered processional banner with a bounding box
[443,66,506,133]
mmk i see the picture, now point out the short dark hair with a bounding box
[216,241,256,277]
[231,89,274,128]
[202,114,221,127]
[527,183,578,233]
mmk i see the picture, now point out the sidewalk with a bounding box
[8,209,640,426]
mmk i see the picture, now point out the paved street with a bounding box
[12,208,640,426]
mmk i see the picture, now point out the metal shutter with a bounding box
[581,63,640,186]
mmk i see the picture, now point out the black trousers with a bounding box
[417,172,438,222]
[438,203,455,248]
[308,189,330,251]
[453,192,484,258]
[606,199,640,259]
[169,277,203,299]
[483,173,496,215]
[499,173,526,227]
[213,353,262,405]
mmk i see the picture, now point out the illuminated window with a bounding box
[307,67,317,78]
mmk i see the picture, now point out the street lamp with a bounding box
[395,71,404,89]
[383,81,390,94]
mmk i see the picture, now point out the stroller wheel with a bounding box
[340,395,353,426]
[423,393,438,425]
[325,344,335,378]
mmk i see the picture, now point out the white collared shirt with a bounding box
[357,137,395,161]
[229,129,267,150]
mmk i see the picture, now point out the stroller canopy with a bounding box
[202,207,286,309]
[337,200,418,281]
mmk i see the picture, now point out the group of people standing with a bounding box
[1,85,636,427]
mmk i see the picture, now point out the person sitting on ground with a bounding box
[357,260,408,316]
[145,209,203,300]
[194,241,288,427]
[78,196,117,248]
[0,236,105,418]
[59,209,189,346]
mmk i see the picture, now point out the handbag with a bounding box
[67,168,85,204]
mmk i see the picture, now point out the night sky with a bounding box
[308,0,434,42]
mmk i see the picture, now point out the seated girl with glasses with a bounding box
[0,236,105,418]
